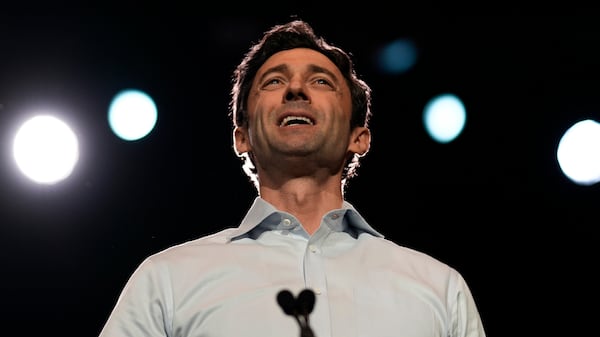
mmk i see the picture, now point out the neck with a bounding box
[259,177,344,235]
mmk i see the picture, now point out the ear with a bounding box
[348,127,371,156]
[233,126,251,155]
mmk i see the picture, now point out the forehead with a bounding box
[256,48,342,77]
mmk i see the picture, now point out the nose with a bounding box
[284,80,309,102]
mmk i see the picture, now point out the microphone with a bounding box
[277,289,297,316]
[296,289,316,317]
[276,288,316,337]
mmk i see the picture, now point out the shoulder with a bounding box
[143,228,240,265]
[359,234,458,277]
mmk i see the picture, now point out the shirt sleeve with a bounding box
[448,269,487,337]
[98,258,173,337]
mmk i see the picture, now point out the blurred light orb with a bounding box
[375,38,418,75]
[108,89,157,141]
[556,119,600,185]
[13,115,79,184]
[423,93,467,144]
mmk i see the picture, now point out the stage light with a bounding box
[12,114,79,184]
[108,89,158,141]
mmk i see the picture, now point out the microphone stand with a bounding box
[297,314,315,337]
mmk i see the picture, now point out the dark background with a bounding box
[0,7,598,336]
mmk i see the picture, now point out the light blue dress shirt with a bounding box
[99,197,486,337]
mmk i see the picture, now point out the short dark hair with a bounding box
[229,19,373,191]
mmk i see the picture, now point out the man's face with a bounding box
[234,48,362,177]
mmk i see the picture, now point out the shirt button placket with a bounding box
[304,241,324,293]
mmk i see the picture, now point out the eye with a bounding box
[312,77,334,88]
[262,77,285,89]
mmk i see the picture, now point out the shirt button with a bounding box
[282,218,292,227]
[331,213,340,219]
[309,245,317,253]
[314,288,322,295]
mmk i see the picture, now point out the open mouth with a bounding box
[279,116,314,127]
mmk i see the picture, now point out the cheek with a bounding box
[246,88,266,112]
[245,120,264,148]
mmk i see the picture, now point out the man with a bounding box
[99,19,487,337]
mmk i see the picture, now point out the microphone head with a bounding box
[276,289,297,316]
[297,288,316,315]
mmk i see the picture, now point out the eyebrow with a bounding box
[257,63,339,84]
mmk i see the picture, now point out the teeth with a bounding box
[280,116,313,127]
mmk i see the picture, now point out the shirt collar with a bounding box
[226,197,384,242]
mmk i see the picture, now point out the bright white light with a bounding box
[423,93,467,143]
[108,89,158,141]
[556,119,600,186]
[13,115,79,184]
